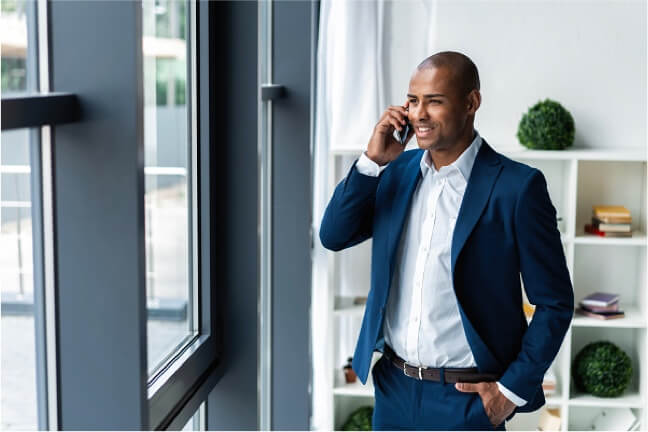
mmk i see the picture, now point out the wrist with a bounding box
[365,150,387,166]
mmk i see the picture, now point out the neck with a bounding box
[428,127,476,171]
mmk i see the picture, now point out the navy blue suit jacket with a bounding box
[319,139,574,414]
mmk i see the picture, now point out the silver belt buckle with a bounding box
[403,362,424,380]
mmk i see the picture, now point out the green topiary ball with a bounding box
[342,406,373,431]
[572,341,632,397]
[517,99,575,150]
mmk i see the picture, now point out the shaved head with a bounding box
[416,51,480,98]
[406,51,482,161]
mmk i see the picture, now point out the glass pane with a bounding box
[181,402,204,431]
[1,0,40,429]
[143,0,195,375]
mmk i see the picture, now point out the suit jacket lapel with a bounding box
[387,150,424,280]
[450,139,503,278]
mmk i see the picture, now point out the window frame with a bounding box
[143,1,224,426]
[2,0,222,428]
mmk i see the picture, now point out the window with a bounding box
[1,0,47,429]
[0,124,37,430]
[181,402,205,431]
[142,0,197,375]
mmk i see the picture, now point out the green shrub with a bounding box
[517,99,575,150]
[572,341,632,397]
[342,406,373,431]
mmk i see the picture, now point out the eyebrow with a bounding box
[407,93,446,99]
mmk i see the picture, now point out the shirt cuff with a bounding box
[496,381,528,406]
[355,151,389,177]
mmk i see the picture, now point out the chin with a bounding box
[417,139,438,151]
[420,137,452,152]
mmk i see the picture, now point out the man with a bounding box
[319,51,574,430]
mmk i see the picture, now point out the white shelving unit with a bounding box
[316,145,647,431]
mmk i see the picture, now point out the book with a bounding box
[542,382,556,393]
[353,296,367,305]
[580,292,619,306]
[593,215,632,224]
[592,205,631,218]
[576,308,625,320]
[579,302,619,312]
[542,367,556,395]
[585,224,633,237]
[591,218,632,232]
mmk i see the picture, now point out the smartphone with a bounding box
[397,119,412,145]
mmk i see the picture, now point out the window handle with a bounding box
[261,84,286,101]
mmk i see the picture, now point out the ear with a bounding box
[467,90,481,114]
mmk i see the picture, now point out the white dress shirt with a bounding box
[355,130,527,406]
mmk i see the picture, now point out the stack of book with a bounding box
[584,205,632,237]
[576,292,625,320]
[542,366,557,396]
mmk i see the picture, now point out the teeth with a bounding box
[419,127,431,132]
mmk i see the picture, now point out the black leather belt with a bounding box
[382,344,500,383]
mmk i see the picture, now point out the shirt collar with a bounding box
[420,129,482,182]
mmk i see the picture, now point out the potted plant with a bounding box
[517,99,575,150]
[572,341,632,397]
[342,406,373,431]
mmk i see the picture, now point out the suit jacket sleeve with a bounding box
[498,169,575,402]
[319,158,380,251]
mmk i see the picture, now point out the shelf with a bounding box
[333,380,374,397]
[544,394,564,406]
[333,305,365,317]
[330,149,364,156]
[572,306,646,328]
[329,147,647,162]
[498,147,647,162]
[573,231,646,246]
[333,296,367,317]
[568,391,644,408]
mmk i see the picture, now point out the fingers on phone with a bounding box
[387,107,407,125]
[389,117,402,131]
[382,111,400,130]
[393,106,408,117]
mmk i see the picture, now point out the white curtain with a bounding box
[311,0,437,429]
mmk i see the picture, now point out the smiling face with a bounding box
[407,66,479,152]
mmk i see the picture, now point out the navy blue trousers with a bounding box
[371,354,507,431]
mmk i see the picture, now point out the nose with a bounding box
[410,103,429,122]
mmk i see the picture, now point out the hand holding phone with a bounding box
[396,118,412,146]
[366,101,413,166]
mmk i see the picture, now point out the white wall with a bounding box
[385,0,646,150]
